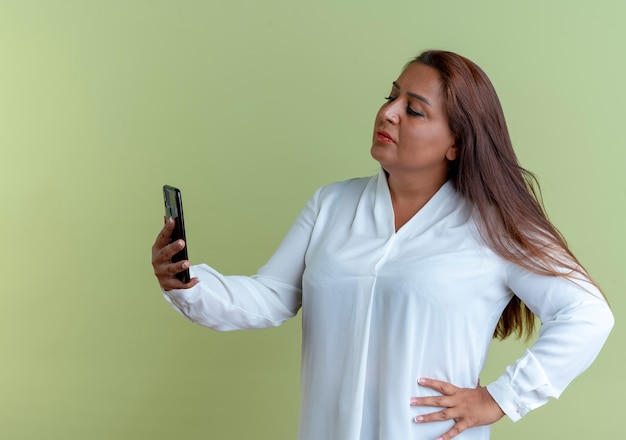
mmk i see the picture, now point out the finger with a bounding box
[414,408,459,424]
[166,259,189,276]
[414,412,467,440]
[155,259,193,286]
[410,395,454,408]
[435,422,466,440]
[418,377,459,395]
[162,239,186,261]
[153,239,186,268]
[153,255,188,280]
[161,276,199,292]
[152,218,175,252]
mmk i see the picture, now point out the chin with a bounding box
[370,145,388,164]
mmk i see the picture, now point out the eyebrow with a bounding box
[392,81,432,107]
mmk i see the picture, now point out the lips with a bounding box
[376,130,395,143]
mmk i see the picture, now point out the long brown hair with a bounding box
[412,50,601,340]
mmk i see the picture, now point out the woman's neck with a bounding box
[386,172,447,231]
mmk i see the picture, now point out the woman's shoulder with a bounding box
[318,174,376,194]
[305,171,376,198]
[305,173,379,210]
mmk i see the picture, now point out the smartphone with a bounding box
[163,185,191,283]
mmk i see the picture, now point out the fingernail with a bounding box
[414,416,424,423]
[182,262,188,269]
[418,378,426,385]
[410,397,417,406]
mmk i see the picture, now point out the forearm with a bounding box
[163,263,302,331]
[490,267,614,421]
[162,191,319,330]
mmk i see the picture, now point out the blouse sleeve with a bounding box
[162,188,320,331]
[486,263,614,422]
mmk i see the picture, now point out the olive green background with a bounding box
[1,1,623,438]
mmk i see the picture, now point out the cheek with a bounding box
[422,124,454,147]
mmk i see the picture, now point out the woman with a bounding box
[152,50,613,439]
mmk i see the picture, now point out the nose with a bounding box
[381,100,400,124]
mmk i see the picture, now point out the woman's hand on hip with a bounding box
[410,377,505,440]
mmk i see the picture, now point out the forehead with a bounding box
[395,62,445,103]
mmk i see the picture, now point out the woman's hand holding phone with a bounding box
[151,218,199,291]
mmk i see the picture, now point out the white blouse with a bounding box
[163,170,613,440]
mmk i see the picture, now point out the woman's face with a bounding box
[371,62,457,183]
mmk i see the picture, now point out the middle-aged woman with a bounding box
[151,50,614,440]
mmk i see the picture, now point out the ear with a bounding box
[446,145,459,161]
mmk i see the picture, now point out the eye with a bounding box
[407,107,425,117]
[384,96,424,117]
